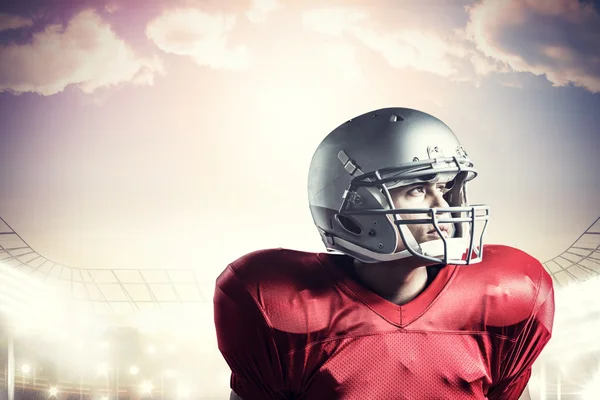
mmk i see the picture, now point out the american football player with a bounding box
[214,107,555,399]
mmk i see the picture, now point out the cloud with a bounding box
[303,1,600,93]
[246,0,280,24]
[146,8,252,70]
[0,13,34,32]
[356,28,468,77]
[465,0,600,92]
[302,7,475,79]
[0,10,165,96]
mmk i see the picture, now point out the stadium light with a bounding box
[140,381,153,394]
[48,386,58,397]
[147,344,156,354]
[129,366,139,375]
[21,364,30,374]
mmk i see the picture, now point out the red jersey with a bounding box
[214,245,554,400]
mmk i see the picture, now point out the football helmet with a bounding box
[307,107,490,265]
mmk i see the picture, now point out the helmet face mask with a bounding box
[308,108,490,266]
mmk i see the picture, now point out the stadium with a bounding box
[1,215,598,400]
[0,216,228,400]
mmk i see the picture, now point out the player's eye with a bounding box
[408,186,425,195]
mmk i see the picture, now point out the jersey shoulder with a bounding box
[216,248,338,334]
[475,244,552,290]
[221,247,329,292]
[446,244,553,328]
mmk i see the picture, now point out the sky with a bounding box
[0,0,599,283]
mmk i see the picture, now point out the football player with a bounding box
[214,107,555,399]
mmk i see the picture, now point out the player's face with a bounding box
[388,182,455,252]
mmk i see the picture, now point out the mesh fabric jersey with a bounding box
[214,245,554,400]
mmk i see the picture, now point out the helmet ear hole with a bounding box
[337,215,362,235]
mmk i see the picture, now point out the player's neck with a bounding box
[352,259,431,306]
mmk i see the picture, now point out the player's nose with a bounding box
[430,191,449,208]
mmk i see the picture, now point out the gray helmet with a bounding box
[307,107,490,265]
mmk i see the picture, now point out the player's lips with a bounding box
[427,225,450,236]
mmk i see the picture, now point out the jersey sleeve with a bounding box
[487,268,555,400]
[214,265,291,400]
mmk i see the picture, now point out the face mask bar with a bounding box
[339,205,490,264]
[394,207,489,264]
[337,156,490,265]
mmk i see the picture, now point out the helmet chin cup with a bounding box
[417,238,473,261]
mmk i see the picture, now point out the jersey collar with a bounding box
[317,253,458,327]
